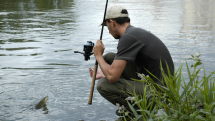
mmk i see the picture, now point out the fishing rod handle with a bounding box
[88,64,98,104]
[88,41,99,104]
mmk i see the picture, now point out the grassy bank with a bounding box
[120,53,215,121]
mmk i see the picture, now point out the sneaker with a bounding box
[116,109,124,116]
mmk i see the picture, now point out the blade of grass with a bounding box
[179,61,195,102]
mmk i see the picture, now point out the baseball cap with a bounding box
[101,4,129,26]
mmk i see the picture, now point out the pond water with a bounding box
[0,0,214,121]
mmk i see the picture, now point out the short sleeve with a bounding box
[115,34,144,61]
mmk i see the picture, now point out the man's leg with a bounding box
[97,77,145,110]
[97,52,145,110]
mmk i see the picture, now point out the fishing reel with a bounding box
[74,41,94,61]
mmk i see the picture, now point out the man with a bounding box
[89,4,174,116]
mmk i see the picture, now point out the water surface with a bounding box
[0,0,215,120]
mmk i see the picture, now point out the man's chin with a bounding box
[114,36,120,39]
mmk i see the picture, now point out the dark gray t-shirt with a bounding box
[115,25,174,85]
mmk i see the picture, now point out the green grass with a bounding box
[123,53,215,121]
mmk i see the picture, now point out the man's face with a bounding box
[105,20,120,39]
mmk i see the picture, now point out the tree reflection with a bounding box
[0,0,76,39]
[181,0,215,42]
[0,0,74,12]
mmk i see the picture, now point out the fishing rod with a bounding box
[88,0,108,105]
[74,0,108,104]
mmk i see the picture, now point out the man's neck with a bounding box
[117,23,130,37]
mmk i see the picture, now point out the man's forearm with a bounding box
[95,55,127,83]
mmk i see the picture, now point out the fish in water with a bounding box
[35,96,48,109]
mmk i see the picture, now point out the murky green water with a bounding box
[0,0,214,120]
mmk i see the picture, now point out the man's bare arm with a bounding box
[96,55,127,83]
[93,39,127,83]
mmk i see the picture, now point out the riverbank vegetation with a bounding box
[121,53,215,121]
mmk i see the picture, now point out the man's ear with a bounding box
[110,19,115,27]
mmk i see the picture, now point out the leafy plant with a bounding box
[122,53,215,121]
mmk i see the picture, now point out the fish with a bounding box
[35,96,48,109]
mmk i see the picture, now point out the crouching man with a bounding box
[89,4,174,117]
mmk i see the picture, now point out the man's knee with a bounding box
[104,52,116,59]
[103,52,116,65]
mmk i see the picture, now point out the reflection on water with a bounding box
[181,0,215,45]
[0,0,215,120]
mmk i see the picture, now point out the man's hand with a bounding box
[89,68,105,79]
[93,40,105,57]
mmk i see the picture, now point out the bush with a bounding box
[122,53,215,121]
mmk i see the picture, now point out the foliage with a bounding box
[122,53,215,121]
